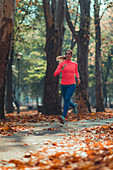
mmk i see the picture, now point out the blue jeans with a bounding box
[61,84,76,117]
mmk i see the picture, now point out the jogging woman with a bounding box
[54,50,80,124]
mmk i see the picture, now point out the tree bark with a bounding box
[94,0,105,112]
[43,0,66,115]
[103,52,112,107]
[0,0,15,119]
[66,0,91,113]
[76,0,91,113]
[70,3,78,50]
[6,43,14,113]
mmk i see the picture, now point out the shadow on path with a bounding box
[0,118,113,160]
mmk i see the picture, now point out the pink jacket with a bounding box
[54,60,80,85]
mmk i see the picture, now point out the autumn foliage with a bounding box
[0,109,113,169]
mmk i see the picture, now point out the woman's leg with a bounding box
[62,84,76,118]
[61,85,67,100]
[70,101,76,108]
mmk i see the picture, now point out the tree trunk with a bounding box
[103,53,112,107]
[43,0,66,115]
[66,0,91,113]
[94,0,105,112]
[6,43,14,113]
[76,0,91,113]
[0,0,15,119]
[70,3,78,50]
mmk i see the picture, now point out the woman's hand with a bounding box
[61,64,67,70]
[77,78,81,85]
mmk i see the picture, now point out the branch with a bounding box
[100,3,113,20]
[43,0,53,27]
[74,4,79,29]
[66,2,79,42]
[89,33,95,40]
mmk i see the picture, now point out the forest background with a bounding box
[0,0,113,119]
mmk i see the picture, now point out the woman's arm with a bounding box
[77,78,81,85]
[75,63,80,84]
[75,63,79,79]
[54,63,67,76]
[54,64,62,76]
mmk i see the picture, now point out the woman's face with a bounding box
[65,50,72,60]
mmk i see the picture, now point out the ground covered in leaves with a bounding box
[0,109,113,169]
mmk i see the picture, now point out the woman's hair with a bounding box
[56,49,73,63]
[65,49,73,55]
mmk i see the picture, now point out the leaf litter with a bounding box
[0,109,113,169]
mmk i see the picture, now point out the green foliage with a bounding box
[12,0,113,103]
[13,0,46,99]
[24,51,46,83]
[101,7,113,98]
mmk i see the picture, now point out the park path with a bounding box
[0,117,113,161]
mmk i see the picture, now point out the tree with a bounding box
[66,0,91,113]
[87,1,113,109]
[6,41,14,113]
[94,0,105,112]
[0,0,16,119]
[42,0,66,115]
[101,6,113,107]
[6,0,46,110]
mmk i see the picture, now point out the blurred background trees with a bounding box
[0,0,113,118]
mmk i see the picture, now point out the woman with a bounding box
[54,50,80,124]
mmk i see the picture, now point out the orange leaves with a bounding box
[102,38,105,41]
[0,109,113,136]
[18,10,22,13]
[83,34,87,37]
[0,110,113,169]
[86,149,96,158]
[0,111,38,135]
[52,151,66,158]
[91,112,95,115]
[0,124,16,135]
[34,0,37,5]
[1,128,113,169]
[3,125,11,131]
[16,0,19,7]
[0,116,113,169]
[9,160,25,169]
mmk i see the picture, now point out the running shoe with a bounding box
[57,115,65,124]
[73,103,78,115]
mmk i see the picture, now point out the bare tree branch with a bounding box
[66,1,79,42]
[100,3,113,20]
